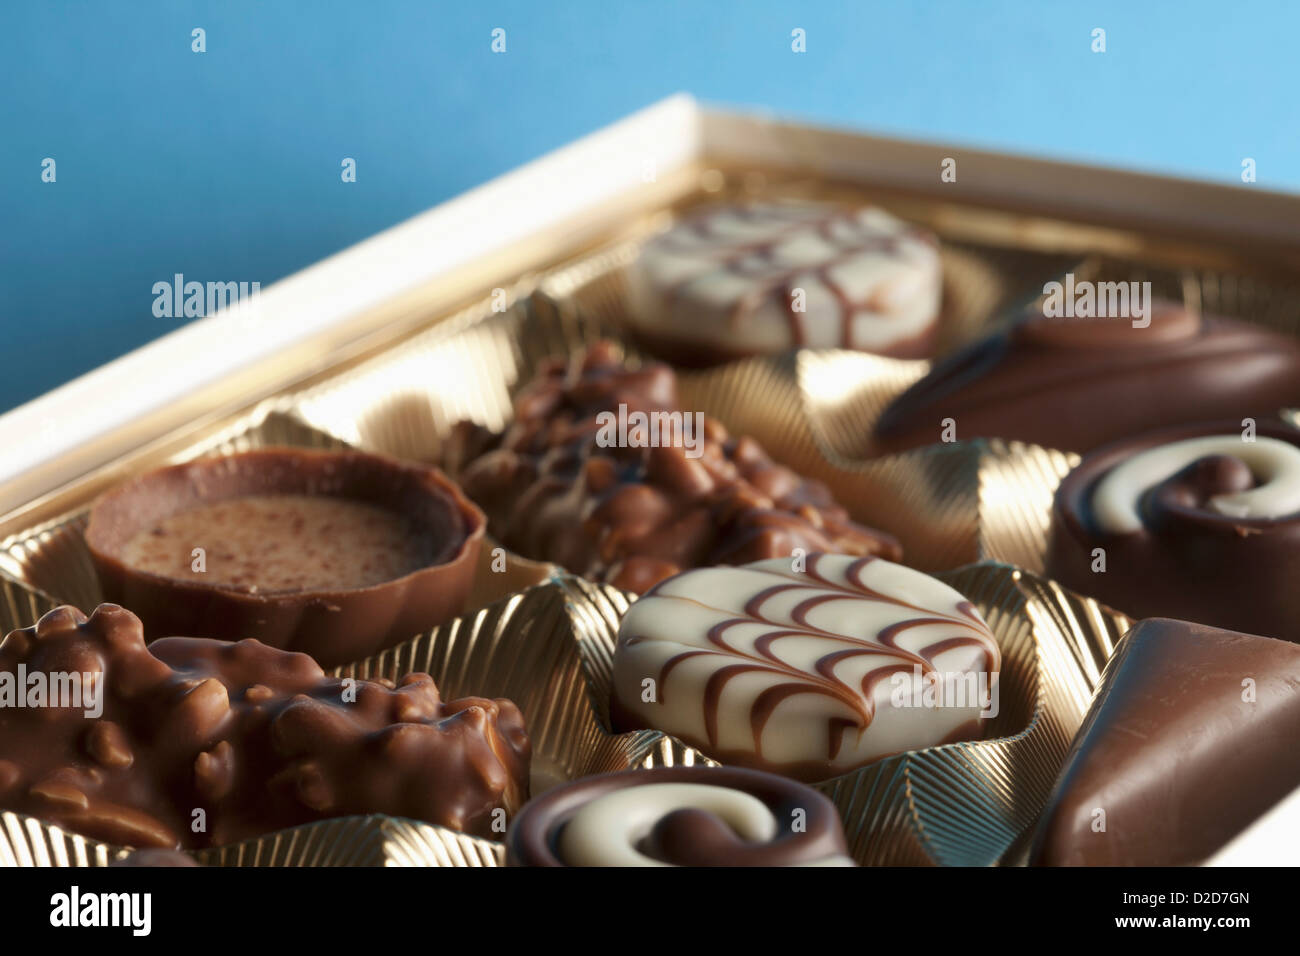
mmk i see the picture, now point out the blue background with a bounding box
[3,1,1297,413]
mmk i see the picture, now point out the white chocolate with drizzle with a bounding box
[624,201,942,356]
[612,554,1000,780]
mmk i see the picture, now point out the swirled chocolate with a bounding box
[0,604,530,848]
[507,767,854,866]
[445,342,901,593]
[610,554,1000,781]
[1046,421,1300,641]
[1030,618,1300,866]
[624,201,942,365]
[873,300,1300,454]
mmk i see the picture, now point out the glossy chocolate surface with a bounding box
[874,301,1300,454]
[1046,420,1300,641]
[446,342,900,592]
[0,604,530,848]
[1030,618,1300,866]
[507,766,853,866]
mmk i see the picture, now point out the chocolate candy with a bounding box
[1030,618,1300,866]
[1046,421,1300,641]
[624,201,943,365]
[873,301,1300,454]
[0,604,530,848]
[610,554,1000,781]
[85,447,485,667]
[446,343,901,593]
[507,766,854,866]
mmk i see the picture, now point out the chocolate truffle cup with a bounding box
[84,447,485,666]
[1046,420,1300,642]
[506,766,851,867]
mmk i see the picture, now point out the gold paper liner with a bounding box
[0,810,502,868]
[0,408,554,631]
[556,561,1130,867]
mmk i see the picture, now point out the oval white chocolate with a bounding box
[612,554,1000,779]
[624,202,942,356]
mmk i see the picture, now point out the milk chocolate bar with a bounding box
[1030,618,1300,866]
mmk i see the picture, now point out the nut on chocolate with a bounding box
[446,342,901,592]
[0,604,530,848]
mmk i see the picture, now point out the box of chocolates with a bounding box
[2,97,1299,868]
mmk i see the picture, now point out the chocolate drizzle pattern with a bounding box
[625,201,942,361]
[611,554,1000,781]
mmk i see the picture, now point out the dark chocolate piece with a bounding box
[0,604,530,848]
[1045,420,1300,641]
[85,447,485,667]
[445,342,901,593]
[1030,618,1300,866]
[873,301,1300,454]
[507,766,854,866]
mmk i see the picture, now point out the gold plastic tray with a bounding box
[4,165,1292,867]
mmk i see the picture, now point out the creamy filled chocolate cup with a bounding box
[85,447,485,667]
[506,766,854,867]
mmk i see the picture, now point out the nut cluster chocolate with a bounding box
[446,342,901,592]
[0,604,530,848]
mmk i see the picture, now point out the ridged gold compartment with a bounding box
[0,810,501,868]
[559,561,1131,867]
